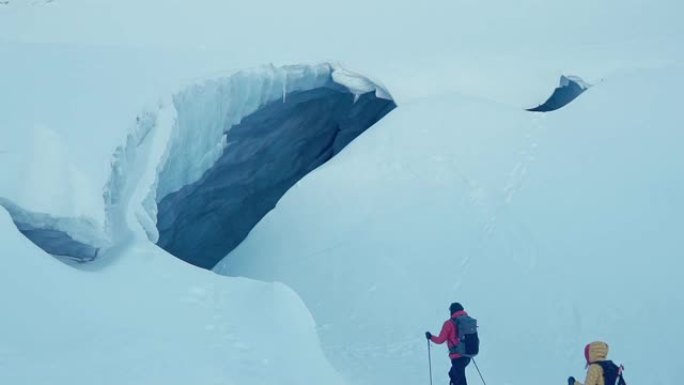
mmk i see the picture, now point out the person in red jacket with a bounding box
[426,302,471,385]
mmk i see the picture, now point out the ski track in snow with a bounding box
[478,112,545,272]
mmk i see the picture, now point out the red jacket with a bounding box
[430,310,468,359]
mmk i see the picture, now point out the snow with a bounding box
[561,75,590,90]
[104,99,177,245]
[0,58,392,383]
[2,0,683,384]
[216,65,684,385]
[0,207,346,385]
[155,64,388,203]
[153,64,394,268]
[1,62,393,264]
[331,67,392,100]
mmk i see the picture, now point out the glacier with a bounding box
[1,64,395,267]
[153,64,395,268]
[0,208,346,385]
[2,0,683,385]
[215,65,684,385]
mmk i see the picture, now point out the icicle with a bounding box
[282,71,288,103]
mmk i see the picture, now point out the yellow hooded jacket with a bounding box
[574,341,610,385]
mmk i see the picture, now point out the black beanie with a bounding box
[449,302,464,313]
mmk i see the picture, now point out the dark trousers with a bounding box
[449,357,471,385]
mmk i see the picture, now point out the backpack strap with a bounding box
[448,317,463,354]
[616,364,626,385]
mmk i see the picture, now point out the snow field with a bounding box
[217,66,684,385]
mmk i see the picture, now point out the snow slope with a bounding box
[0,58,386,384]
[216,65,684,385]
[0,207,346,385]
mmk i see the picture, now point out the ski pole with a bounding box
[427,339,433,385]
[472,358,488,385]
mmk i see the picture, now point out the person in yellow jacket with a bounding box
[568,341,624,385]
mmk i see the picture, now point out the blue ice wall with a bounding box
[0,199,101,263]
[17,227,99,262]
[156,86,395,268]
[527,76,588,112]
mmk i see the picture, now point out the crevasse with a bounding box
[153,64,396,268]
[1,63,396,268]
